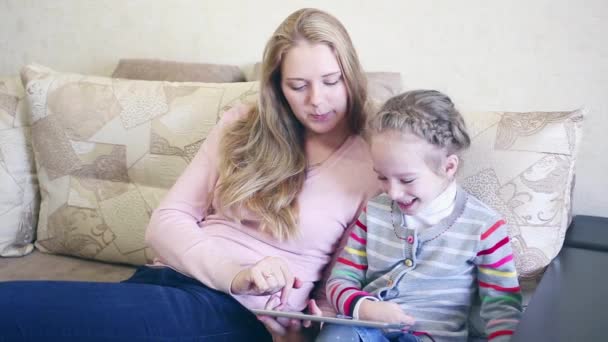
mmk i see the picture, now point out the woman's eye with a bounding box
[377,176,388,182]
[290,84,306,91]
[400,179,415,184]
[324,77,341,86]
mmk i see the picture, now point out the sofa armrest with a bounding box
[512,246,608,341]
[564,215,608,252]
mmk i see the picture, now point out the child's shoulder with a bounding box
[363,194,393,217]
[459,187,504,223]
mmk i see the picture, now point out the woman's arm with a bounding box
[145,104,251,293]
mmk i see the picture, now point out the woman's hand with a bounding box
[231,256,301,306]
[358,300,415,328]
[257,296,323,341]
[302,299,323,328]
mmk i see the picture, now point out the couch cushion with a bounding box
[457,110,584,278]
[112,58,245,83]
[0,250,135,282]
[21,64,259,265]
[0,76,38,257]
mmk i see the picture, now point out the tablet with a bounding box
[251,308,406,329]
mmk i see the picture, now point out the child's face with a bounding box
[370,130,458,215]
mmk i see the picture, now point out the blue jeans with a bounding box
[0,266,271,341]
[317,323,421,342]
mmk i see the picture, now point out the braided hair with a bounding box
[368,90,470,174]
[369,89,470,155]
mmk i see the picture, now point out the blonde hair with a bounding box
[216,8,368,240]
[369,90,471,172]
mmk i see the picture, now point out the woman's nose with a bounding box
[308,84,322,107]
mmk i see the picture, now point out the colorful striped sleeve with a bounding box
[326,209,372,316]
[474,219,523,341]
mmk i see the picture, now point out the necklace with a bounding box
[306,135,350,170]
[307,156,330,169]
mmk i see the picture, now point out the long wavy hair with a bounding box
[216,8,368,240]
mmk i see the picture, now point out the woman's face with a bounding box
[280,41,349,138]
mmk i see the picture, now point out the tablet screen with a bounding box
[251,309,405,330]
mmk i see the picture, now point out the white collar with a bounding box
[404,182,458,230]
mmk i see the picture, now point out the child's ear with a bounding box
[444,154,459,179]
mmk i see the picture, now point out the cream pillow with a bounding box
[457,109,584,278]
[21,64,259,265]
[0,76,38,257]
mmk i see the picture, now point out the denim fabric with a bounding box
[317,323,421,342]
[0,266,271,342]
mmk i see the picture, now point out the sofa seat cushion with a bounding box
[0,250,135,282]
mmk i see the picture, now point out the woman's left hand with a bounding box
[257,296,323,341]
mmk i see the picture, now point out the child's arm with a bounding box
[325,209,374,317]
[474,218,523,341]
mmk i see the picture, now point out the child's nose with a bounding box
[387,185,402,200]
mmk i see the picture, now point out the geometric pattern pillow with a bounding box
[0,76,38,257]
[457,109,584,279]
[21,64,259,265]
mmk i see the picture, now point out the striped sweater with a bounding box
[326,187,522,341]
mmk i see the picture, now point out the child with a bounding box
[317,90,523,342]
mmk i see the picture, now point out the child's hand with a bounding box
[358,300,415,328]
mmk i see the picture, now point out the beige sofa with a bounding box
[0,250,135,282]
[0,59,582,310]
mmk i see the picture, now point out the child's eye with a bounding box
[400,179,415,184]
[377,176,388,182]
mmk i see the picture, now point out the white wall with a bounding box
[1,0,607,216]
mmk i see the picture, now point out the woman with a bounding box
[0,8,379,341]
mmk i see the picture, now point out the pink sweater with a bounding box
[145,104,379,311]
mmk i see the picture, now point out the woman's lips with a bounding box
[310,111,332,121]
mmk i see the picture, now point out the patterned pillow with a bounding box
[458,110,584,278]
[21,64,259,265]
[0,76,38,257]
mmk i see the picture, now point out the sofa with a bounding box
[0,59,401,281]
[512,214,608,341]
[0,58,589,339]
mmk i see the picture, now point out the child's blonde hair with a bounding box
[369,90,471,172]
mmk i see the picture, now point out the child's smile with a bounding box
[371,130,457,216]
